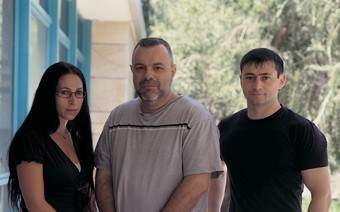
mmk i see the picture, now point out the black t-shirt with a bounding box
[218,106,328,212]
[15,130,90,212]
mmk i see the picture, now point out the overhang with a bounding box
[77,0,146,38]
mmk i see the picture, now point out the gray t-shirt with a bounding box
[95,95,223,212]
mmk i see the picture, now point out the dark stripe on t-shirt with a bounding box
[109,123,191,130]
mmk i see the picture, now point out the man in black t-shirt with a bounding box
[219,48,331,212]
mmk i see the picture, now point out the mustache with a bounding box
[139,80,160,87]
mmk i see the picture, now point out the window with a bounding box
[0,0,13,180]
[59,42,69,61]
[0,0,14,210]
[32,0,48,10]
[76,18,91,89]
[28,14,49,107]
[58,0,70,35]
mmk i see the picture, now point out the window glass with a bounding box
[32,0,48,10]
[0,186,12,211]
[0,0,13,176]
[59,43,68,61]
[77,58,83,70]
[28,14,48,108]
[77,18,84,52]
[0,68,11,173]
[58,0,69,35]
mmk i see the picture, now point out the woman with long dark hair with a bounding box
[8,62,95,211]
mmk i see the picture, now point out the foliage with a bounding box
[143,0,340,170]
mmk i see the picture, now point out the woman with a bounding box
[8,62,95,211]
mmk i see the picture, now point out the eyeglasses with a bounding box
[56,90,86,99]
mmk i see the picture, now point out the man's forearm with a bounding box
[95,169,116,212]
[162,173,210,212]
[308,193,332,212]
[95,181,115,212]
[208,169,226,212]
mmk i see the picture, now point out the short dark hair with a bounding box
[8,61,94,210]
[132,37,174,62]
[240,48,284,76]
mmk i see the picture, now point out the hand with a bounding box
[83,190,98,212]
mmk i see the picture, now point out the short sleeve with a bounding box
[182,117,223,176]
[94,118,112,171]
[14,130,45,165]
[295,121,328,170]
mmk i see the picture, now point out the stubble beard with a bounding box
[139,90,161,102]
[137,85,163,103]
[137,79,163,102]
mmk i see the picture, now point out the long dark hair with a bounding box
[7,61,94,210]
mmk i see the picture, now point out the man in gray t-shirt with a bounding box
[94,37,225,212]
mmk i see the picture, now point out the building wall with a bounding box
[90,21,137,144]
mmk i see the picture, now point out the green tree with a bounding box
[263,0,340,170]
[143,0,340,170]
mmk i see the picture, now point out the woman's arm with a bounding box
[17,161,56,212]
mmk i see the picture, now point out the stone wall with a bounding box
[90,21,137,144]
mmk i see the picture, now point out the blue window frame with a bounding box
[77,18,91,93]
[28,0,51,107]
[13,0,91,131]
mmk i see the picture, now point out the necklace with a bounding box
[57,130,69,141]
[61,133,67,140]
